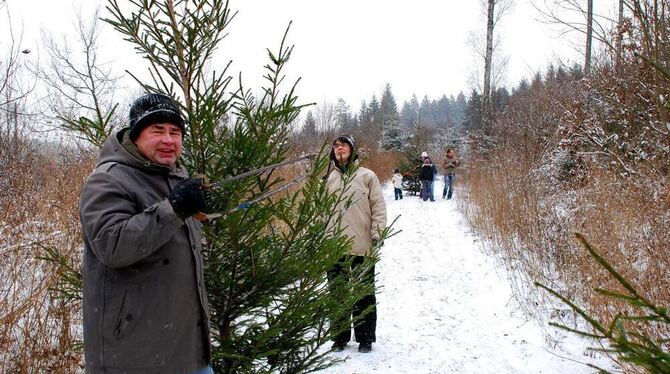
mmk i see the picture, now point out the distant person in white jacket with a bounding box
[392,169,403,200]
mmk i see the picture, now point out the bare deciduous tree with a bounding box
[314,100,336,136]
[38,8,120,148]
[480,0,513,128]
[467,30,510,96]
[615,0,625,70]
[483,0,496,122]
[0,4,36,138]
[585,0,593,73]
[0,1,38,182]
[533,0,620,64]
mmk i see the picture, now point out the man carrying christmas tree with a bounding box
[79,93,212,373]
[325,134,387,353]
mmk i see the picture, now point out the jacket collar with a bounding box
[331,159,360,175]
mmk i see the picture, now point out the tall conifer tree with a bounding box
[301,110,318,144]
[363,95,382,147]
[380,83,402,150]
[104,1,388,372]
[464,90,483,129]
[334,98,355,134]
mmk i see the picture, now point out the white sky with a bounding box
[3,0,618,109]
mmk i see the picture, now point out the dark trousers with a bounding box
[327,255,377,344]
[420,180,434,201]
[394,187,403,200]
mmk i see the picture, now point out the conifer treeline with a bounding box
[296,83,468,152]
[294,62,586,155]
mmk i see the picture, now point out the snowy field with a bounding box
[317,177,613,373]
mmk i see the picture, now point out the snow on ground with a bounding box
[317,177,612,373]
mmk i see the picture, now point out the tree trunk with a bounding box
[616,0,624,72]
[482,0,495,129]
[585,0,593,74]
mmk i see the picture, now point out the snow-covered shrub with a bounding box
[459,8,670,370]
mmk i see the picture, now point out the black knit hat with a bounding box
[330,133,358,162]
[128,93,185,141]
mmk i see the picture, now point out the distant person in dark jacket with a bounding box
[441,148,461,199]
[419,157,436,202]
[79,93,213,374]
[420,152,437,200]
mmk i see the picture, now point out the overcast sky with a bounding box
[3,0,619,110]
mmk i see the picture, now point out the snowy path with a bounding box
[317,178,609,373]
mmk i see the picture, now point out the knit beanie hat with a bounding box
[421,151,428,158]
[329,133,358,162]
[128,93,185,141]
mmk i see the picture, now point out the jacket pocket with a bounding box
[110,286,140,340]
[113,291,129,339]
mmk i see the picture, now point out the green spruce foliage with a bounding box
[380,83,403,151]
[397,146,422,196]
[102,1,390,373]
[537,233,670,373]
[463,89,483,130]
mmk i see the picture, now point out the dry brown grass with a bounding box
[457,156,562,316]
[458,34,670,366]
[459,145,670,363]
[0,137,93,372]
[359,149,403,184]
[572,171,670,330]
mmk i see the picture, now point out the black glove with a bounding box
[169,178,208,219]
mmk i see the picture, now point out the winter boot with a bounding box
[358,342,372,353]
[331,341,347,352]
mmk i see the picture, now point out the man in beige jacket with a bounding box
[325,134,387,353]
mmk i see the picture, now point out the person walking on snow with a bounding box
[420,151,437,200]
[419,157,435,201]
[419,157,437,202]
[325,134,387,354]
[392,168,403,200]
[441,148,461,199]
[79,93,213,374]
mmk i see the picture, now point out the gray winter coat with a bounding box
[79,129,210,373]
